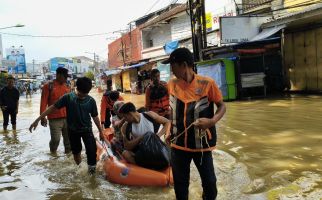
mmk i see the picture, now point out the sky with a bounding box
[0,0,185,64]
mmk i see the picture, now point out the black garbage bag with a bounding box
[134,132,170,170]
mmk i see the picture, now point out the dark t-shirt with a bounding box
[0,86,20,110]
[54,92,98,132]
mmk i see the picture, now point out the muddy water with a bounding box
[0,91,321,200]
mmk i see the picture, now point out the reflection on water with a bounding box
[217,95,322,199]
[0,91,321,199]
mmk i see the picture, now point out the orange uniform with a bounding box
[100,94,124,123]
[40,80,70,119]
[168,74,223,152]
[145,81,170,117]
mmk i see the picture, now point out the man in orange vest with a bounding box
[163,48,226,200]
[100,90,124,129]
[40,67,71,154]
[145,68,170,118]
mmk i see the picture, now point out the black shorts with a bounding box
[68,129,97,166]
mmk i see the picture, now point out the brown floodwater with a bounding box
[0,90,321,200]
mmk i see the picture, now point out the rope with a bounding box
[95,137,112,158]
[170,122,195,143]
[170,121,211,166]
[198,130,211,166]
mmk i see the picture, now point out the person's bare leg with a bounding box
[74,153,82,165]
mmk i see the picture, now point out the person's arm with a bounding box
[194,81,226,130]
[0,89,5,110]
[121,122,144,151]
[15,89,19,114]
[93,116,104,140]
[40,84,49,126]
[30,94,68,132]
[113,118,125,128]
[0,89,3,106]
[194,101,226,129]
[90,99,103,140]
[145,111,171,137]
[100,96,106,127]
[29,105,58,132]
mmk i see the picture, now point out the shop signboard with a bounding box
[220,16,270,44]
[5,47,26,73]
[50,57,73,73]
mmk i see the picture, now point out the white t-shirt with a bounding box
[131,113,154,138]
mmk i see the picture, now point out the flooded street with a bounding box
[0,91,321,200]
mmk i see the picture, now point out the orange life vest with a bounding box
[168,74,223,152]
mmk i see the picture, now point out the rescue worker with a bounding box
[145,68,170,118]
[40,67,71,154]
[100,90,124,129]
[163,48,226,200]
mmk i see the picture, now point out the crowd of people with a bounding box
[1,48,226,200]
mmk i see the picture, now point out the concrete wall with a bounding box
[108,28,142,68]
[171,13,191,41]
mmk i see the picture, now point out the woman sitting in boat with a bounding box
[110,101,125,153]
[119,102,171,164]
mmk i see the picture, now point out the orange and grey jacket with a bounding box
[100,93,124,123]
[168,74,223,152]
[145,81,169,117]
[40,80,70,119]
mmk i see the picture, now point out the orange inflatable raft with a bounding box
[96,128,173,186]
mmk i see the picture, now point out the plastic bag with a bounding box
[135,132,170,170]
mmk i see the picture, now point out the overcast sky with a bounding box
[0,0,185,63]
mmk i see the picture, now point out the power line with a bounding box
[145,0,163,15]
[0,32,116,38]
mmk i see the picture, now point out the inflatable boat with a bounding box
[96,128,173,186]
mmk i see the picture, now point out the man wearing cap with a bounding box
[40,67,71,154]
[0,76,20,131]
[163,48,226,200]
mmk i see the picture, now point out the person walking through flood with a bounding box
[25,81,32,99]
[162,48,226,200]
[40,67,71,154]
[0,75,20,131]
[30,77,103,175]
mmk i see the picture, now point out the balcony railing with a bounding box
[242,0,272,12]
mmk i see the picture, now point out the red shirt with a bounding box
[100,94,124,123]
[40,80,70,119]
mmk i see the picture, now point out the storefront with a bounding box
[204,37,285,99]
[262,6,322,92]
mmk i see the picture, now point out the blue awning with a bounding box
[164,40,179,54]
[118,62,147,70]
[104,69,122,76]
[96,69,122,78]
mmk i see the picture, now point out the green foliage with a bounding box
[84,71,95,80]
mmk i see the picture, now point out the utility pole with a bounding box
[32,59,35,77]
[93,53,96,75]
[188,0,208,65]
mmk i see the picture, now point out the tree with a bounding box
[84,71,94,80]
